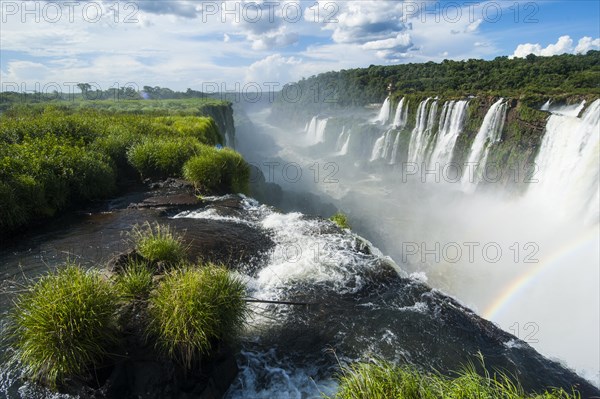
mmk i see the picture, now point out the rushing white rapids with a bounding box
[461,98,507,192]
[528,99,600,222]
[174,197,405,398]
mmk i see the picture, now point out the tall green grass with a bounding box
[129,222,186,266]
[126,137,203,179]
[147,265,248,370]
[330,361,581,399]
[114,261,154,300]
[0,105,235,233]
[6,264,120,388]
[182,147,250,194]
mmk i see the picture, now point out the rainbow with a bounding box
[483,226,600,321]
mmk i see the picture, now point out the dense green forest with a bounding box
[272,51,600,118]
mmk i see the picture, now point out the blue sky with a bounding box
[1,0,598,91]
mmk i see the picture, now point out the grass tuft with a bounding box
[147,264,248,370]
[330,212,351,229]
[7,264,119,388]
[182,147,250,194]
[330,360,581,399]
[114,261,154,300]
[129,222,186,266]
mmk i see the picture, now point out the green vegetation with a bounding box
[7,264,119,388]
[331,361,580,399]
[5,224,251,390]
[127,137,203,179]
[114,261,154,300]
[0,101,245,233]
[273,51,600,123]
[130,222,186,266]
[330,212,351,229]
[183,147,250,194]
[147,265,248,370]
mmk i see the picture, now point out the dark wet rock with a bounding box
[92,345,238,399]
[170,217,273,273]
[130,193,203,210]
[107,249,147,273]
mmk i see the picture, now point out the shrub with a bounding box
[147,265,248,370]
[182,147,250,194]
[182,150,222,192]
[7,264,119,388]
[127,137,203,179]
[330,212,351,229]
[130,222,186,266]
[331,361,581,399]
[114,261,154,300]
[91,126,139,169]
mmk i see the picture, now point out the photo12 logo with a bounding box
[1,1,140,23]
[401,241,540,264]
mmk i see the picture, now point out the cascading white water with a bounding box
[334,127,352,156]
[541,100,551,111]
[428,100,469,167]
[407,99,430,163]
[374,96,391,125]
[334,127,346,152]
[369,132,386,161]
[339,131,351,156]
[390,131,402,164]
[528,99,600,222]
[543,100,586,117]
[370,130,397,162]
[408,99,439,163]
[306,116,329,144]
[461,99,507,192]
[392,97,408,129]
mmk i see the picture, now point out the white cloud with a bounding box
[244,54,302,85]
[362,33,412,51]
[465,19,483,33]
[575,36,600,54]
[512,35,600,58]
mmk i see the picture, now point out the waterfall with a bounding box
[335,127,352,156]
[389,99,409,164]
[334,127,346,151]
[392,97,408,129]
[339,131,351,155]
[528,99,600,222]
[428,100,469,167]
[461,99,507,191]
[407,99,439,163]
[541,100,551,111]
[370,130,397,162]
[306,116,328,144]
[390,131,402,164]
[375,97,391,125]
[370,133,386,161]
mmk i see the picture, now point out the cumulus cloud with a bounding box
[244,54,302,84]
[512,35,600,58]
[304,1,416,61]
[308,1,410,45]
